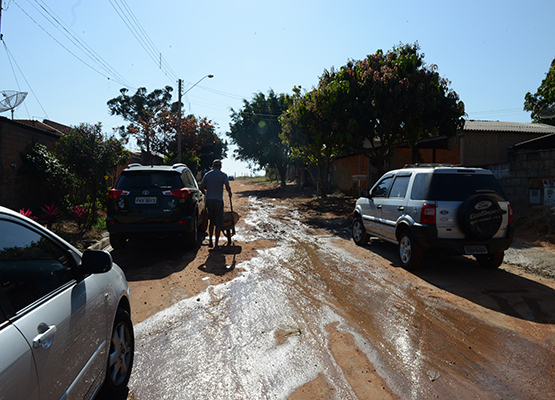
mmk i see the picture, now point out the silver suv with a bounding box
[352,165,515,270]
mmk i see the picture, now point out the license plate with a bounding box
[464,245,488,255]
[135,196,157,205]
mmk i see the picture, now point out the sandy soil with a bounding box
[121,178,555,399]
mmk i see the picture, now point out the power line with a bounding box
[108,0,178,82]
[30,0,135,89]
[11,0,135,89]
[2,39,48,118]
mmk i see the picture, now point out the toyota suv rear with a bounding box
[352,164,515,270]
[107,163,207,249]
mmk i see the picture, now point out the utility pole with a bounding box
[177,79,182,163]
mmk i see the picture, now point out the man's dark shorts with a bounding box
[206,199,224,228]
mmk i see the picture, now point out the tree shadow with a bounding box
[361,239,555,324]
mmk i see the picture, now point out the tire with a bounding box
[459,194,504,240]
[99,308,134,398]
[184,214,198,249]
[199,209,208,234]
[476,251,504,269]
[110,233,126,250]
[352,215,370,245]
[398,230,423,271]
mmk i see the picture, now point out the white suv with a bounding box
[352,165,515,270]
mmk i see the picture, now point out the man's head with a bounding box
[213,159,222,169]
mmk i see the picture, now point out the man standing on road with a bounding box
[200,159,232,250]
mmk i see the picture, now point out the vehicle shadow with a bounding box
[363,239,555,324]
[110,235,201,282]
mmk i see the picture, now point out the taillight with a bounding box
[164,188,190,199]
[508,204,513,225]
[420,203,436,225]
[108,189,129,199]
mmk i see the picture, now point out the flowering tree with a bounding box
[281,42,465,198]
[150,108,227,173]
[56,123,128,224]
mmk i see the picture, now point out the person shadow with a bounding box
[198,245,242,276]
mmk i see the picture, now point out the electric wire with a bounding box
[2,39,48,118]
[12,0,134,89]
[30,0,135,89]
[108,0,178,82]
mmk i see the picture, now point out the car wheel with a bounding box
[459,194,504,240]
[185,214,199,248]
[352,215,370,245]
[99,308,134,398]
[398,230,423,270]
[199,209,208,233]
[475,251,504,269]
[110,233,126,250]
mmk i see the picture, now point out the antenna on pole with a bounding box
[0,91,28,119]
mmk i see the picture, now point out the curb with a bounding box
[87,236,111,251]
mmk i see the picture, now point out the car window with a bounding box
[411,173,428,200]
[371,176,393,198]
[183,170,197,188]
[429,174,507,201]
[117,171,183,190]
[0,220,74,314]
[389,175,410,199]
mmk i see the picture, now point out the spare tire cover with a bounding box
[459,194,504,240]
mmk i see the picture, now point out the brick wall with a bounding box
[0,117,60,211]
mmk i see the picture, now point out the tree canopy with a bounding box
[524,57,555,126]
[228,90,290,185]
[281,42,466,197]
[107,86,226,172]
[107,86,174,156]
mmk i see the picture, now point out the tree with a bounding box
[280,82,356,198]
[524,57,555,126]
[107,86,174,158]
[56,123,128,225]
[157,111,227,174]
[281,43,466,198]
[229,90,290,185]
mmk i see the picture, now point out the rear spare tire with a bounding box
[458,194,504,240]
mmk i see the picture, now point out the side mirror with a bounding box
[360,189,370,198]
[81,249,113,274]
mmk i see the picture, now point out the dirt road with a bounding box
[114,179,555,399]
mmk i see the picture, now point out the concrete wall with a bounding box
[489,148,555,212]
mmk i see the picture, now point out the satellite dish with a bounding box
[0,91,28,119]
[539,105,555,120]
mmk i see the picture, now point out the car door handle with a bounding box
[397,206,405,211]
[377,205,382,209]
[33,324,57,349]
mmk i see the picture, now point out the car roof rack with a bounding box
[403,163,460,169]
[172,163,187,169]
[127,163,142,168]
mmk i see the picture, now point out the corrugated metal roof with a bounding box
[463,120,555,134]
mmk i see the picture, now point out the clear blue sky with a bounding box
[1,0,554,176]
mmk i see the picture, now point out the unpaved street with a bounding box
[112,180,555,399]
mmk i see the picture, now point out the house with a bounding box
[0,116,64,211]
[331,120,555,202]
